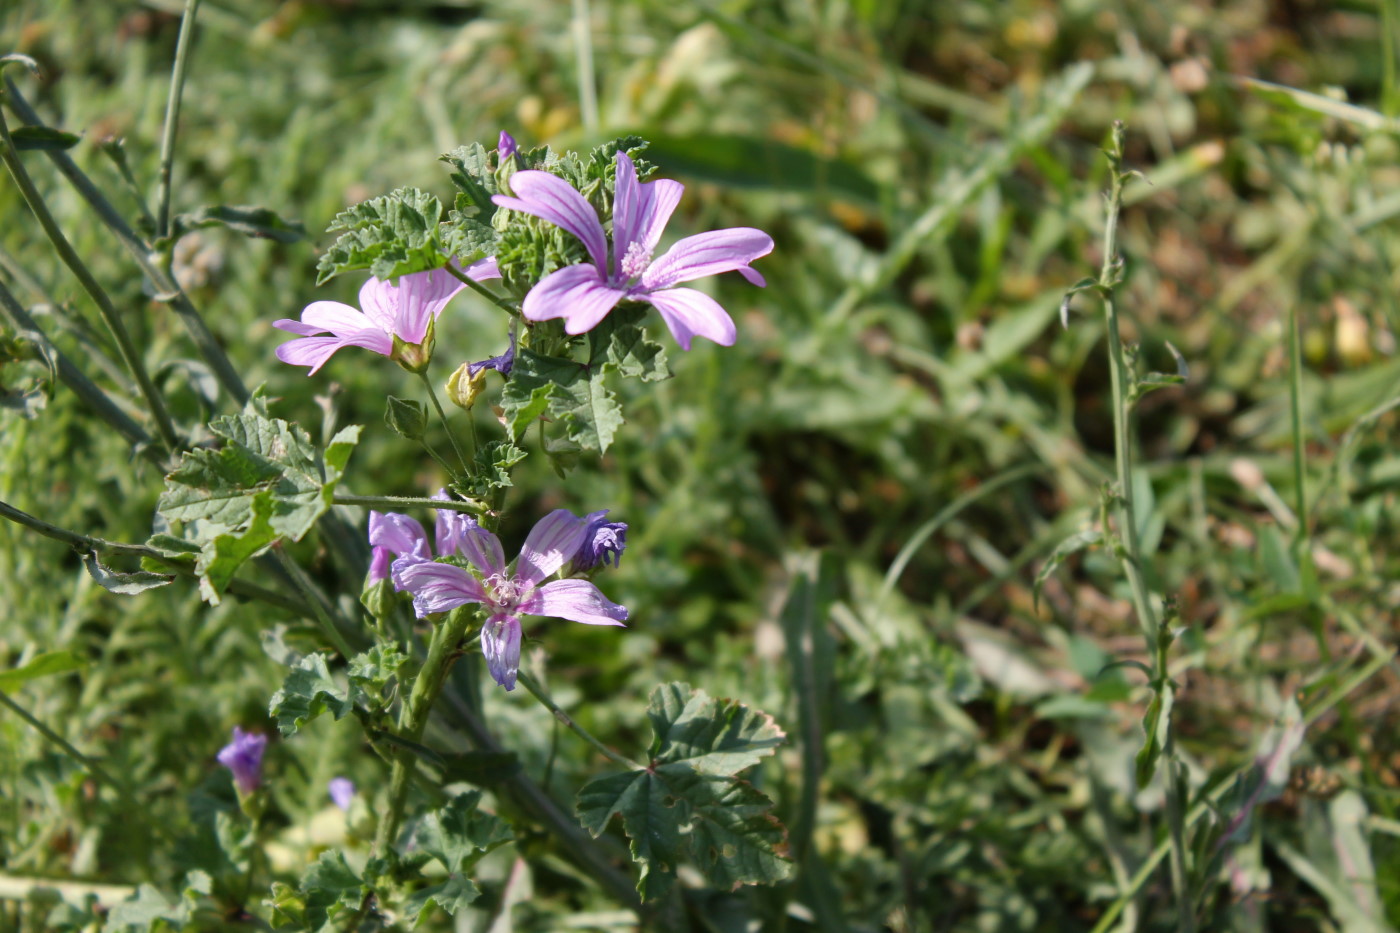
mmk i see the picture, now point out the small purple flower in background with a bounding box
[217,727,266,796]
[491,151,773,349]
[572,510,627,571]
[393,509,628,691]
[328,777,356,812]
[498,130,518,161]
[274,259,500,374]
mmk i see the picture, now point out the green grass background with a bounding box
[2,0,1400,930]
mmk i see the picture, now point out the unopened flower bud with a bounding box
[446,362,488,410]
[218,727,267,797]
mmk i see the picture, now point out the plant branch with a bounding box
[0,102,181,454]
[333,493,487,515]
[374,606,477,855]
[155,0,201,238]
[420,370,470,468]
[443,263,520,317]
[516,671,643,770]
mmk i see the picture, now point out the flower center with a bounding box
[620,241,652,281]
[487,573,524,606]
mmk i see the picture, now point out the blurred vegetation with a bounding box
[2,0,1400,930]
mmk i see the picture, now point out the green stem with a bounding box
[1286,301,1308,552]
[0,496,314,616]
[0,103,181,454]
[443,262,520,317]
[0,280,164,467]
[420,371,470,468]
[374,606,477,855]
[333,493,487,515]
[572,0,599,132]
[1098,122,1190,933]
[0,691,132,798]
[517,671,643,770]
[155,0,201,239]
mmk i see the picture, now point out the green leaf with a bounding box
[81,552,174,595]
[316,187,446,284]
[440,143,500,213]
[587,305,671,382]
[1032,528,1102,610]
[10,126,80,151]
[300,850,365,931]
[347,644,408,699]
[269,653,358,736]
[384,395,427,441]
[459,440,526,498]
[646,682,786,775]
[105,885,190,930]
[576,683,791,899]
[498,348,582,438]
[155,398,360,601]
[1134,684,1174,791]
[404,792,512,922]
[173,204,305,243]
[0,650,85,691]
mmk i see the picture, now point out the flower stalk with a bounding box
[1097,121,1192,933]
[373,605,476,855]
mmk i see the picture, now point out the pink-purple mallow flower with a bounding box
[274,259,500,374]
[491,151,773,350]
[218,727,266,796]
[390,508,628,691]
[328,777,356,812]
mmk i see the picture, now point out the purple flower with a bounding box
[369,491,493,570]
[367,510,432,583]
[467,326,516,378]
[491,151,772,349]
[273,259,500,374]
[217,727,266,796]
[498,131,518,160]
[572,510,627,571]
[328,777,356,812]
[393,509,628,691]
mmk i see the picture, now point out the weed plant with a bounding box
[1,0,1399,931]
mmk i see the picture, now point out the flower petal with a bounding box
[273,318,331,337]
[389,266,467,345]
[298,300,374,336]
[432,490,505,574]
[464,256,502,281]
[481,614,523,690]
[517,509,588,586]
[640,287,737,350]
[492,171,608,270]
[392,560,488,616]
[357,277,398,334]
[521,264,625,335]
[275,336,352,374]
[641,227,774,291]
[528,579,629,626]
[612,152,684,277]
[369,511,431,559]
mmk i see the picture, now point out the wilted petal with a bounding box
[642,287,737,350]
[641,228,774,291]
[517,509,588,586]
[572,510,627,571]
[528,579,629,626]
[481,614,523,690]
[369,511,431,560]
[492,171,608,270]
[393,560,488,616]
[612,152,684,277]
[521,264,625,335]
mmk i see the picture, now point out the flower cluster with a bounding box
[372,499,628,691]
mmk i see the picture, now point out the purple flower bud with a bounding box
[328,777,356,812]
[367,545,392,584]
[573,510,627,571]
[217,727,266,796]
[498,130,517,160]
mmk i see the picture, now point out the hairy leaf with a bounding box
[269,654,358,736]
[317,187,446,284]
[82,552,174,595]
